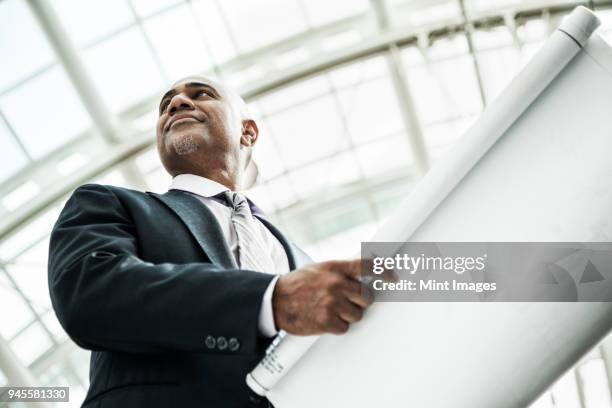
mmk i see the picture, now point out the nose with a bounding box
[168,93,195,115]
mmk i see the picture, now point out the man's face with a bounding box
[156,78,243,174]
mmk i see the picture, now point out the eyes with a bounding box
[194,89,214,99]
[159,89,215,115]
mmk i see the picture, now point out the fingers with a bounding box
[328,315,350,335]
[342,279,374,309]
[328,259,362,280]
[327,258,398,283]
[337,300,364,324]
[360,258,398,282]
[325,260,375,311]
[379,266,399,283]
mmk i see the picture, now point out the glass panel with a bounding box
[219,0,307,52]
[264,176,298,209]
[403,40,482,126]
[69,347,92,387]
[599,9,612,48]
[311,198,373,242]
[92,169,128,187]
[464,0,522,15]
[275,47,310,69]
[246,101,263,121]
[321,29,363,53]
[600,9,612,31]
[0,278,35,339]
[287,151,361,200]
[42,310,67,341]
[388,0,460,27]
[0,67,91,159]
[473,27,522,101]
[242,184,273,214]
[2,181,40,212]
[473,26,514,51]
[6,237,53,311]
[144,167,172,193]
[355,135,412,178]
[528,392,554,408]
[130,107,158,132]
[143,4,212,81]
[11,322,53,367]
[0,116,28,182]
[551,369,582,408]
[476,46,521,101]
[328,56,387,89]
[580,359,612,408]
[57,152,90,176]
[134,146,162,174]
[424,116,477,160]
[373,182,414,217]
[0,0,55,90]
[518,19,549,44]
[300,0,370,27]
[305,222,378,260]
[50,0,134,47]
[131,0,183,17]
[266,95,347,168]
[38,358,88,408]
[250,120,286,181]
[83,27,165,114]
[336,76,404,145]
[191,0,238,64]
[258,76,330,114]
[0,207,60,261]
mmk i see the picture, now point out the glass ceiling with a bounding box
[2,1,612,407]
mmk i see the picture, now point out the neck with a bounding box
[165,151,243,191]
[203,171,240,191]
[179,166,241,191]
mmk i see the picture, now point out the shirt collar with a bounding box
[169,174,229,198]
[168,173,265,217]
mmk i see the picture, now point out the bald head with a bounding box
[155,75,259,190]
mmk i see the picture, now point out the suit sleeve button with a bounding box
[217,336,228,350]
[205,335,216,349]
[228,337,240,351]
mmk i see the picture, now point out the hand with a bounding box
[272,259,373,336]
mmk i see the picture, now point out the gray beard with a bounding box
[172,134,199,155]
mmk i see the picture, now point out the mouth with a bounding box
[165,114,203,132]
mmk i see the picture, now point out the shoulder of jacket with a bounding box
[75,183,148,196]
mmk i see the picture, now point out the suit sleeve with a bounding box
[48,184,275,355]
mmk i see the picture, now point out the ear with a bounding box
[240,119,259,147]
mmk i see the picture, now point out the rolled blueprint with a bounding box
[247,6,608,407]
[370,5,600,243]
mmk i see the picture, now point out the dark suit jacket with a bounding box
[48,183,311,407]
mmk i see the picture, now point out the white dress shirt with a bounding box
[169,174,289,337]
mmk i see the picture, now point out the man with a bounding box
[48,76,374,407]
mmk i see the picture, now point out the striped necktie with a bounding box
[221,191,277,274]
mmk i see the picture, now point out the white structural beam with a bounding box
[599,337,612,401]
[26,0,120,144]
[0,335,51,408]
[0,132,152,241]
[459,0,488,108]
[370,0,430,175]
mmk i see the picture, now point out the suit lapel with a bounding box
[149,190,238,269]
